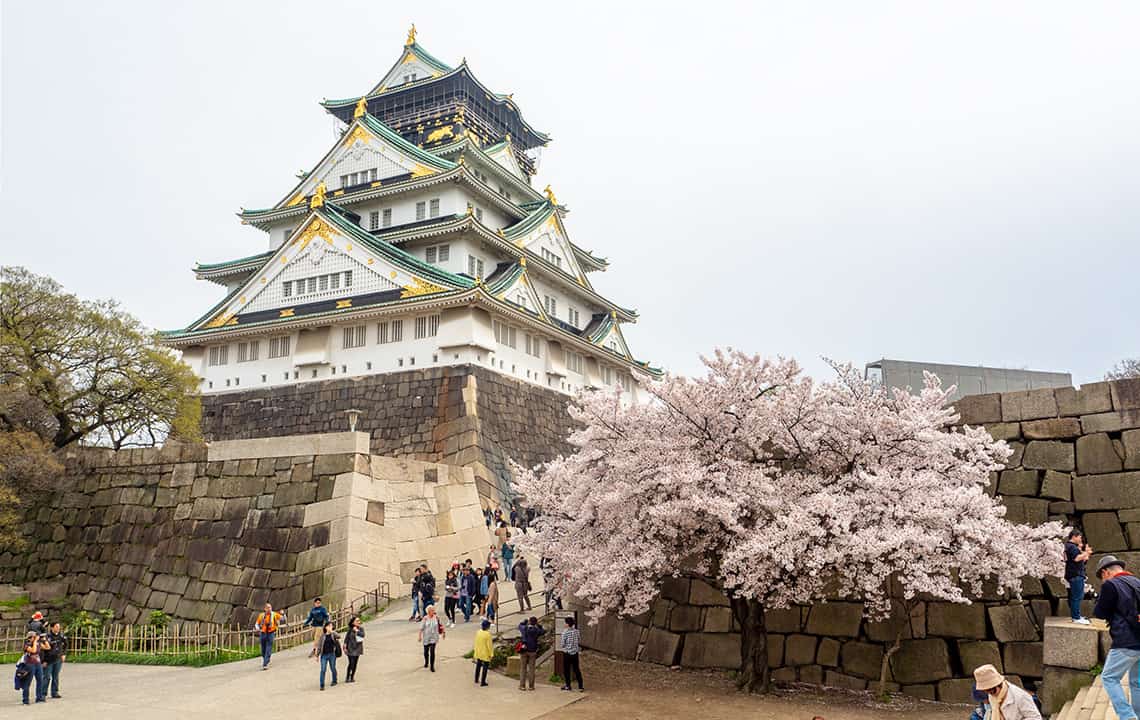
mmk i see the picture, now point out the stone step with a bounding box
[1055,700,1073,720]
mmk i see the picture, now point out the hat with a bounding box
[481,619,491,630]
[32,612,43,620]
[1098,555,1126,574]
[973,664,1004,691]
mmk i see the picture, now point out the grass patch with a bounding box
[1,648,261,668]
[0,595,30,610]
[463,649,474,659]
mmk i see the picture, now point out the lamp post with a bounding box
[345,408,362,432]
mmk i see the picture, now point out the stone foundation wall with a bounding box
[0,433,491,625]
[198,365,577,505]
[581,378,1140,703]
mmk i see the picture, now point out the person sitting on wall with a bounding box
[972,664,1041,719]
[304,597,330,658]
[1064,528,1094,624]
[1092,555,1140,720]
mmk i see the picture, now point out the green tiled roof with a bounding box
[358,114,455,171]
[195,250,274,273]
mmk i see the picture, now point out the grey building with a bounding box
[864,358,1072,402]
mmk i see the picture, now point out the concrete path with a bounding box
[12,589,576,719]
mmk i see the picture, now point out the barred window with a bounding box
[283,281,292,298]
[391,319,403,342]
[268,335,291,358]
[426,244,449,265]
[429,198,440,218]
[414,314,440,339]
[382,208,392,227]
[369,211,380,230]
[319,275,329,291]
[493,320,516,348]
[467,255,484,280]
[416,201,426,221]
[344,270,352,288]
[542,247,563,268]
[544,295,557,316]
[567,307,580,327]
[525,334,541,358]
[208,345,229,366]
[237,341,260,363]
[619,374,633,392]
[343,325,367,349]
[566,350,584,374]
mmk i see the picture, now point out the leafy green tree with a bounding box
[0,429,64,551]
[0,266,201,448]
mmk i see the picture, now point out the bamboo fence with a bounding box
[2,582,389,659]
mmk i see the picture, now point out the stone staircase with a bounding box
[1053,676,1128,720]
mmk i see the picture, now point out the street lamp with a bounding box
[345,408,362,432]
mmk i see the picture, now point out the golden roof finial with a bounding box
[406,23,417,46]
[611,310,618,320]
[543,184,558,205]
[310,181,327,209]
[465,202,474,216]
[353,97,367,119]
[519,256,527,268]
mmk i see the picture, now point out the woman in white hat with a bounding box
[972,664,1042,719]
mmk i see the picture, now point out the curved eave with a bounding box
[570,243,608,271]
[433,138,542,203]
[194,250,275,280]
[324,64,551,146]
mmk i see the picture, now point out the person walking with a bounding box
[19,631,44,704]
[444,569,459,628]
[344,615,364,683]
[484,570,499,622]
[1093,555,1140,720]
[40,622,66,699]
[459,566,475,622]
[560,616,584,692]
[517,616,545,691]
[420,564,437,613]
[254,602,284,670]
[409,567,423,622]
[512,555,532,611]
[477,568,489,616]
[972,664,1041,719]
[303,597,330,658]
[501,540,515,586]
[418,605,445,672]
[473,619,493,687]
[318,621,341,690]
[1064,529,1094,624]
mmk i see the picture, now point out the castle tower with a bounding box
[162,27,659,402]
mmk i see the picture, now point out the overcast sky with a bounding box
[3,1,1137,384]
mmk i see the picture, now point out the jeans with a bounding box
[422,591,434,611]
[319,653,338,688]
[562,652,583,689]
[1102,647,1140,720]
[486,601,496,621]
[475,659,489,684]
[346,655,360,681]
[411,593,422,618]
[45,658,62,697]
[518,651,536,689]
[460,595,472,620]
[423,642,437,670]
[504,559,513,581]
[22,664,44,703]
[259,632,275,667]
[1068,575,1086,619]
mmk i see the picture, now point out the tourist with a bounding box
[486,543,498,568]
[972,664,1041,719]
[968,684,989,720]
[409,567,423,622]
[460,566,475,622]
[418,605,445,672]
[318,621,341,690]
[444,569,459,627]
[40,622,66,699]
[420,564,437,612]
[517,616,545,691]
[19,631,44,704]
[560,616,584,692]
[1092,555,1140,720]
[484,507,493,528]
[475,567,487,615]
[303,597,330,658]
[512,554,532,611]
[1064,529,1094,624]
[254,602,284,670]
[501,539,515,581]
[473,619,493,687]
[27,611,45,635]
[344,615,364,683]
[510,507,519,528]
[484,569,499,622]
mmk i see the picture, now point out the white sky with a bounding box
[3,1,1138,384]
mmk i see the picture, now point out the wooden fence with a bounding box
[2,582,389,659]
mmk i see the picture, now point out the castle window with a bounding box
[600,366,614,385]
[429,198,440,218]
[307,278,317,293]
[382,208,392,227]
[414,314,440,339]
[343,325,367,349]
[619,374,633,392]
[268,335,291,358]
[425,244,449,265]
[493,320,516,348]
[283,281,292,298]
[544,295,557,316]
[416,201,426,221]
[467,255,484,280]
[369,211,380,230]
[369,168,378,182]
[515,293,527,309]
[568,307,580,327]
[208,345,229,366]
[331,273,340,290]
[237,341,259,363]
[340,174,349,188]
[541,247,562,269]
[525,334,541,358]
[566,350,584,375]
[261,374,267,383]
[344,270,352,288]
[391,319,403,341]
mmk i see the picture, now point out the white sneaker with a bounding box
[1073,617,1091,625]
[448,622,454,628]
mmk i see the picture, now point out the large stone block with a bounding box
[580,614,642,659]
[1002,641,1043,678]
[659,576,690,603]
[785,634,817,666]
[816,637,840,667]
[890,639,952,684]
[998,469,1040,496]
[1082,511,1127,551]
[679,631,740,669]
[1002,389,1058,422]
[984,423,1022,441]
[1111,379,1140,411]
[1124,429,1140,470]
[1077,433,1124,475]
[1039,666,1095,716]
[1057,383,1113,417]
[805,602,863,637]
[1040,470,1073,501]
[688,578,729,606]
[937,678,978,704]
[988,604,1038,643]
[1000,496,1049,526]
[766,607,802,633]
[958,640,1002,673]
[1081,410,1140,434]
[824,670,866,691]
[668,604,703,632]
[956,393,1002,425]
[840,640,884,680]
[704,606,733,633]
[864,599,922,643]
[767,634,784,668]
[926,602,987,639]
[1073,472,1140,510]
[1021,418,1081,440]
[641,628,682,665]
[1022,442,1075,472]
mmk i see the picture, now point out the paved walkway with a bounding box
[13,567,573,718]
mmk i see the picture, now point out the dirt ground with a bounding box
[539,652,968,720]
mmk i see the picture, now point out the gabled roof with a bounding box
[431,136,542,203]
[366,41,453,96]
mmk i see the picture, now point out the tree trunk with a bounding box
[877,599,913,700]
[730,596,769,693]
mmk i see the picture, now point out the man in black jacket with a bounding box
[419,565,437,612]
[1092,555,1140,720]
[39,622,66,700]
[517,616,545,691]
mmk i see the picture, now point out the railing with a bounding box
[2,581,391,660]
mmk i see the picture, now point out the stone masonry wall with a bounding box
[1,433,491,626]
[198,365,577,505]
[580,378,1140,703]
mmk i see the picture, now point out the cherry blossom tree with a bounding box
[515,350,1063,694]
